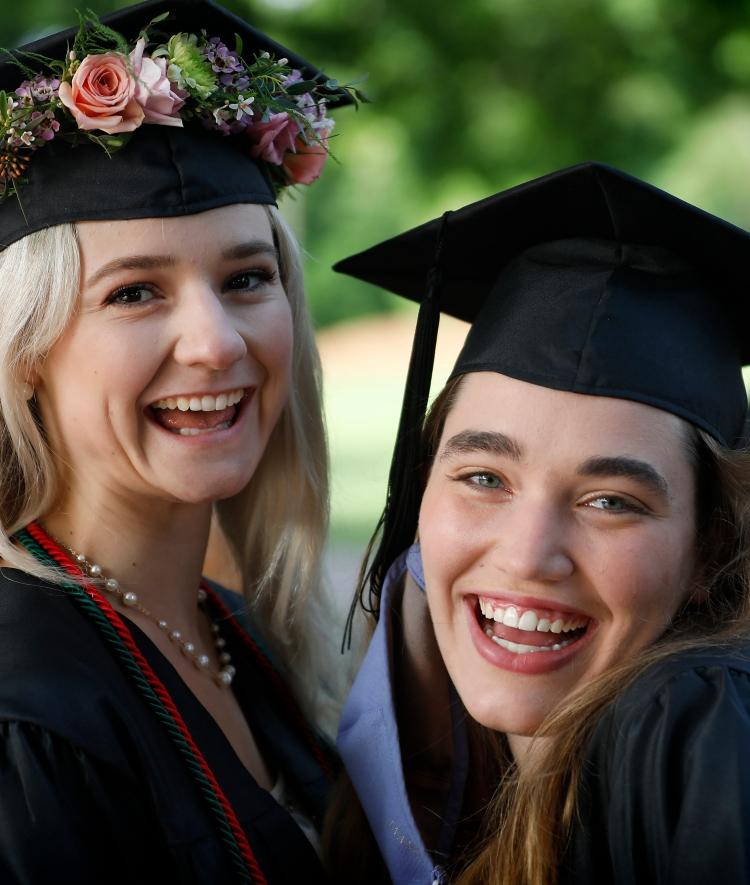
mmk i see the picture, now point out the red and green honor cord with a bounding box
[17,522,268,885]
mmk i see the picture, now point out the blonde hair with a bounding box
[0,206,333,726]
[419,377,750,885]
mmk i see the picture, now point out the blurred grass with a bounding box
[325,376,401,544]
[319,311,468,547]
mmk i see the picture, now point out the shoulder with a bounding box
[0,568,153,765]
[0,718,163,882]
[584,644,750,785]
[594,644,750,750]
[568,644,750,884]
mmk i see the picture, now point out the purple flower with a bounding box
[198,106,248,136]
[295,92,334,134]
[282,69,303,88]
[16,75,60,103]
[219,72,250,91]
[203,36,244,75]
[34,110,60,142]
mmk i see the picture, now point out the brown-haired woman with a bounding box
[333,162,750,884]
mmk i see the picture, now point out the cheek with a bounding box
[419,481,478,602]
[593,529,696,623]
[251,301,294,380]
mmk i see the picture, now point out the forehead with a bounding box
[76,203,274,259]
[443,372,692,470]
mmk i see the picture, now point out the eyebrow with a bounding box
[440,432,670,499]
[221,240,279,262]
[440,430,523,461]
[84,239,278,289]
[577,456,670,500]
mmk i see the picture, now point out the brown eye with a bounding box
[107,284,154,306]
[225,268,277,291]
[107,285,155,305]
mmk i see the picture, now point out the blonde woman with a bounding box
[0,1,356,881]
[335,163,750,884]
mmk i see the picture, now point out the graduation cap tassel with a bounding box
[363,210,452,615]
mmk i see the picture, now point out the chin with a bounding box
[460,687,551,736]
[159,472,253,505]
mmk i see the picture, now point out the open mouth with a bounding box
[476,596,591,655]
[147,388,248,436]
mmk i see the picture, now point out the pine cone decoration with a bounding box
[0,151,30,181]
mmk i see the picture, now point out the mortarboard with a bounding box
[0,0,353,249]
[333,161,750,608]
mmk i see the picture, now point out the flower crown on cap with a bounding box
[0,9,363,202]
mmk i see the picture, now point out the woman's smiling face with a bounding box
[35,203,293,510]
[418,372,698,739]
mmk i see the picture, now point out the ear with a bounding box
[18,365,41,402]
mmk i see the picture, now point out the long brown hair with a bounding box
[421,376,750,885]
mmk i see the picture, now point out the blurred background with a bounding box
[7,0,750,594]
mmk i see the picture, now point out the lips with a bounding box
[466,595,595,673]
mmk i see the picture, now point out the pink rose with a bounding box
[282,132,329,185]
[246,112,300,165]
[58,52,144,134]
[129,37,184,127]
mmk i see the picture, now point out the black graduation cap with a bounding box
[0,0,352,248]
[333,161,750,608]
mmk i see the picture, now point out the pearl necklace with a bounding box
[69,548,236,687]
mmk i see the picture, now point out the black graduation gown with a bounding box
[560,647,750,885]
[0,568,332,883]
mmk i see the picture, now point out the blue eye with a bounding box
[107,285,155,306]
[473,473,501,488]
[585,495,643,513]
[460,472,505,490]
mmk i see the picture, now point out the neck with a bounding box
[507,733,552,771]
[41,491,213,627]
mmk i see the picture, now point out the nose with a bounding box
[172,286,247,371]
[488,498,574,584]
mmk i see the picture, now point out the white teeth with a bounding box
[484,627,576,654]
[178,421,231,436]
[502,607,519,628]
[152,388,245,412]
[478,599,589,635]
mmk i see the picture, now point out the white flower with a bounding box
[228,94,254,121]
